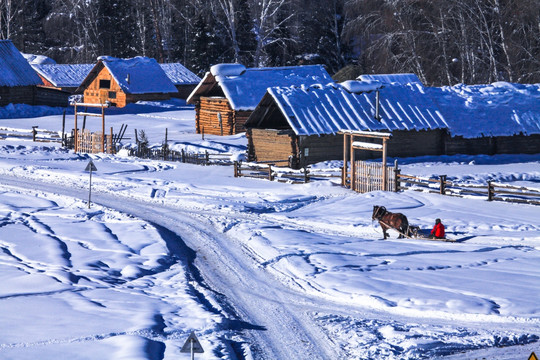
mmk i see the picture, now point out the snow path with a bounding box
[0,175,343,359]
[1,170,539,359]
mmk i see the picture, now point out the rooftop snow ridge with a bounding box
[210,63,247,77]
[341,80,383,93]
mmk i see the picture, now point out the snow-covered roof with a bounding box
[159,63,201,85]
[32,64,94,88]
[429,82,540,138]
[247,81,446,136]
[23,53,56,65]
[359,73,423,86]
[0,40,43,87]
[187,63,334,110]
[79,56,177,94]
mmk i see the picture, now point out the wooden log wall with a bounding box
[445,133,540,155]
[0,86,35,106]
[34,86,69,107]
[247,128,297,163]
[127,93,171,103]
[233,111,252,134]
[298,134,344,165]
[173,84,197,99]
[196,97,234,135]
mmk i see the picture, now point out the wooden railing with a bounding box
[0,126,62,143]
[234,161,342,184]
[397,173,540,205]
[128,148,233,166]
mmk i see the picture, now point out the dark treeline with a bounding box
[1,0,538,85]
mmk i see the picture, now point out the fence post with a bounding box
[181,149,185,163]
[439,175,447,195]
[61,111,66,146]
[394,168,401,192]
[234,161,238,177]
[393,160,400,192]
[487,180,494,201]
[32,126,38,142]
[304,167,309,183]
[268,165,273,181]
[205,150,209,165]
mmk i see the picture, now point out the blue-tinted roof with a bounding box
[159,63,200,85]
[188,64,334,110]
[254,81,446,136]
[32,64,94,87]
[0,40,42,87]
[98,56,177,94]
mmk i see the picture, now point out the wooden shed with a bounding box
[159,63,201,99]
[245,80,447,168]
[76,56,177,107]
[186,63,333,136]
[0,40,43,106]
[246,75,540,168]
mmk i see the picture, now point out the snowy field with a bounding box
[0,100,539,359]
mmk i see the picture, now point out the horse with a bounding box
[372,205,410,239]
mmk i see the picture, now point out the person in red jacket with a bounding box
[429,218,445,239]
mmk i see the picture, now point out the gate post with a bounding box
[394,160,400,192]
[382,138,388,191]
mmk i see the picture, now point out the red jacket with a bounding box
[431,223,445,238]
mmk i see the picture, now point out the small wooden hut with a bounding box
[76,56,177,107]
[159,63,201,99]
[245,80,447,168]
[186,63,333,136]
[0,40,43,106]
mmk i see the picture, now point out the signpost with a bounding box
[84,160,97,208]
[180,332,204,360]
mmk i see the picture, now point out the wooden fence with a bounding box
[234,161,342,184]
[0,126,62,143]
[397,174,540,206]
[128,148,233,166]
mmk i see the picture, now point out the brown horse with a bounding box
[372,205,410,239]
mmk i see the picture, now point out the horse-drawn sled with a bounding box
[372,205,456,242]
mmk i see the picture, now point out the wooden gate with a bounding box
[341,130,397,193]
[352,160,395,193]
[77,129,114,154]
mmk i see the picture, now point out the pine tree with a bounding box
[235,0,256,65]
[189,14,212,75]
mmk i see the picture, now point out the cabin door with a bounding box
[99,89,109,104]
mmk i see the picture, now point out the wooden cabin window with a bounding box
[99,79,111,89]
[108,91,116,99]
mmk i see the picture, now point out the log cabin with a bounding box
[159,63,201,99]
[245,77,540,168]
[245,80,447,168]
[186,63,333,136]
[76,56,178,107]
[0,40,43,106]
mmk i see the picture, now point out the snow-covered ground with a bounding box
[0,101,539,359]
